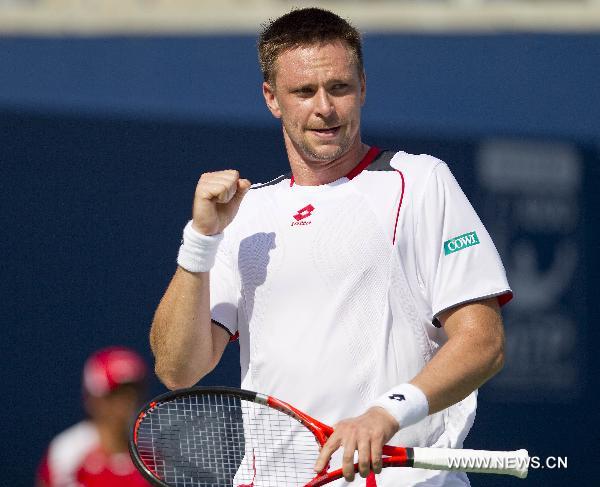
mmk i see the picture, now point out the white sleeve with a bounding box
[209,229,239,336]
[415,162,512,319]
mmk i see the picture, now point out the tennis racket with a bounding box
[129,386,528,486]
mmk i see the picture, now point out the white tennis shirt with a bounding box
[209,148,512,486]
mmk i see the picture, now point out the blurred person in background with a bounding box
[36,346,151,487]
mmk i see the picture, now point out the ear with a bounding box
[360,71,367,106]
[263,81,282,118]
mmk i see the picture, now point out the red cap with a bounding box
[82,346,147,397]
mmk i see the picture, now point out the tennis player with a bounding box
[36,347,151,487]
[151,8,512,486]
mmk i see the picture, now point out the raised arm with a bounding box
[150,170,251,390]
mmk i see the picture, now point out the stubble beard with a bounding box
[285,122,353,163]
[299,138,349,162]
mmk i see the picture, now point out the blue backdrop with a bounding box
[1,34,598,486]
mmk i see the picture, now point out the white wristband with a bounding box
[177,220,224,273]
[370,383,429,429]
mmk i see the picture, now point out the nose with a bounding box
[314,88,334,118]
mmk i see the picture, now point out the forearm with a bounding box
[412,298,505,414]
[151,170,250,389]
[150,267,217,389]
[317,300,505,482]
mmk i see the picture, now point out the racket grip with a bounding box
[411,447,529,478]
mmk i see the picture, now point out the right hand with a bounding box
[192,170,251,235]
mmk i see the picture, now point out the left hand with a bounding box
[313,407,400,481]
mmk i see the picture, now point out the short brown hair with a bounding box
[258,8,363,84]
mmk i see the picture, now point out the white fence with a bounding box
[1,0,600,34]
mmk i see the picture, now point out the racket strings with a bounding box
[135,392,321,486]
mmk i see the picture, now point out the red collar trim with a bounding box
[346,146,382,180]
[289,146,381,187]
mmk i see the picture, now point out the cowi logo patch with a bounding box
[444,231,480,255]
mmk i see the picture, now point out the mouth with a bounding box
[309,126,341,138]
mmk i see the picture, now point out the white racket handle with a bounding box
[412,447,529,478]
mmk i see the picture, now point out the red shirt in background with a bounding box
[37,421,150,487]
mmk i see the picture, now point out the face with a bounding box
[86,384,143,429]
[263,41,366,163]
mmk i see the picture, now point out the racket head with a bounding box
[129,386,326,487]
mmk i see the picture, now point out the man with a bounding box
[151,8,512,486]
[37,346,151,487]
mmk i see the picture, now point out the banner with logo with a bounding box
[473,139,586,402]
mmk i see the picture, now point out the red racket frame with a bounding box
[265,394,413,486]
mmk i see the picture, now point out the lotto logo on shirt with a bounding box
[444,231,480,255]
[291,204,314,226]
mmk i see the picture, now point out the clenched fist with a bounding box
[192,170,251,236]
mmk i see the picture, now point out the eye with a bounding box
[293,87,315,96]
[330,83,351,94]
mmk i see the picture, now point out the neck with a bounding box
[286,132,370,186]
[95,419,128,454]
